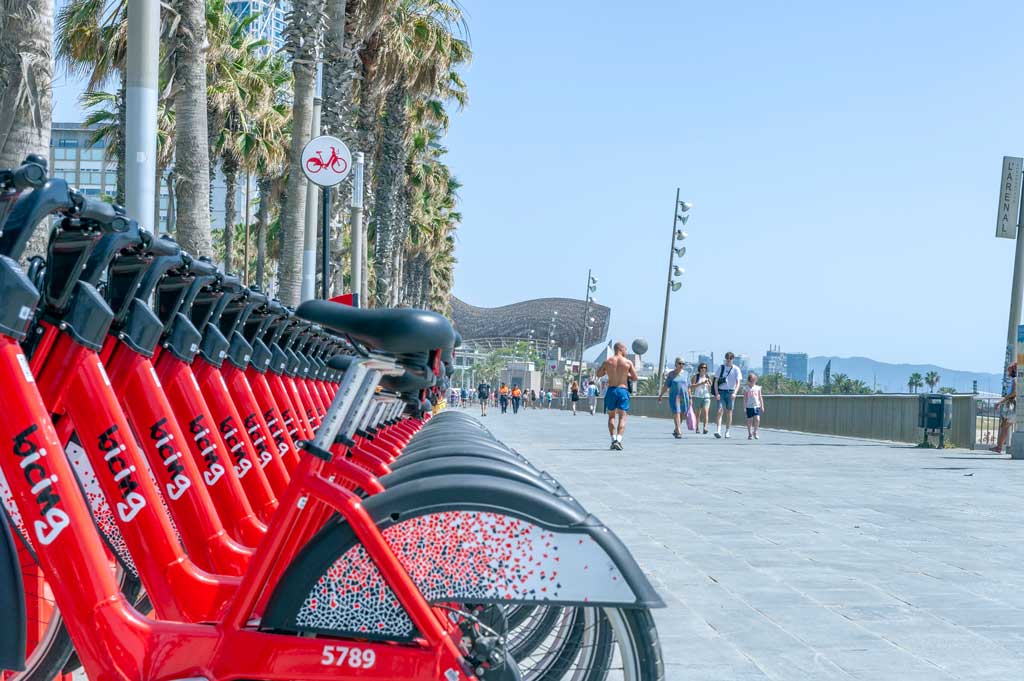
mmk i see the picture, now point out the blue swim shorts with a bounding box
[605,386,630,412]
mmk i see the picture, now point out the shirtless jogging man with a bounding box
[596,341,638,450]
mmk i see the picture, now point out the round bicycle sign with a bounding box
[301,135,352,186]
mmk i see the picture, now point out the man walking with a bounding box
[477,380,491,417]
[596,342,638,450]
[713,351,743,438]
[498,383,509,414]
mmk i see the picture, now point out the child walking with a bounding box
[743,373,765,439]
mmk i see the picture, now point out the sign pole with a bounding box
[300,133,352,301]
[994,156,1024,458]
[301,99,322,302]
[1014,324,1024,459]
[321,185,332,300]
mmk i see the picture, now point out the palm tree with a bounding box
[207,1,275,273]
[55,0,130,202]
[402,109,462,311]
[81,90,175,229]
[168,0,214,258]
[908,372,924,393]
[0,0,53,259]
[238,65,291,289]
[277,0,328,305]
[925,371,940,392]
[369,0,470,307]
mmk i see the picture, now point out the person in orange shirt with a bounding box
[511,385,523,414]
[499,382,509,413]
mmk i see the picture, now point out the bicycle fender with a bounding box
[0,508,26,671]
[390,442,533,472]
[379,455,574,504]
[261,474,663,641]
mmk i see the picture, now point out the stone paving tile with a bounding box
[475,408,1024,680]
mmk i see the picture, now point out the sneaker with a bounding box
[673,432,681,439]
[703,429,708,434]
[610,441,618,450]
[615,440,623,450]
[754,433,759,439]
[714,432,722,439]
[725,432,731,439]
[748,434,753,440]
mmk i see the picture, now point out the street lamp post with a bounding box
[125,0,159,227]
[655,188,691,390]
[576,270,597,385]
[540,311,558,391]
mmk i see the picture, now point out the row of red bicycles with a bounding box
[0,156,664,681]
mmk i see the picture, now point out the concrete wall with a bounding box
[567,394,977,448]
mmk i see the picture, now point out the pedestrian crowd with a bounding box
[459,346,768,451]
[592,345,767,451]
[466,380,562,418]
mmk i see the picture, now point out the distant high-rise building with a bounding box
[761,345,808,382]
[228,0,290,53]
[763,346,786,376]
[734,354,750,375]
[785,352,808,382]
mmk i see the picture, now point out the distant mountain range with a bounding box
[807,356,1002,394]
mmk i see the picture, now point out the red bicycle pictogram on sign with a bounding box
[305,146,349,175]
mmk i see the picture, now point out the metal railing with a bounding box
[559,394,986,449]
[974,396,1002,449]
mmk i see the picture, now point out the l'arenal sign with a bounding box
[997,156,1023,239]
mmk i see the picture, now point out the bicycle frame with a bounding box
[0,333,473,681]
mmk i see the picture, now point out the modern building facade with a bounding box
[227,0,290,53]
[51,121,247,234]
[48,122,120,199]
[451,296,611,354]
[786,352,808,382]
[761,345,809,382]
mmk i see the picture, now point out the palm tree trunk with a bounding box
[165,169,176,233]
[321,0,357,238]
[278,0,326,305]
[154,162,163,231]
[256,177,271,289]
[223,159,237,272]
[172,0,213,258]
[278,65,315,305]
[419,254,432,310]
[371,83,408,307]
[116,77,127,204]
[0,0,53,260]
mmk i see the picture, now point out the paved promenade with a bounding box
[477,407,1024,680]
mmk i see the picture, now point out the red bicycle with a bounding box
[304,146,349,176]
[0,158,664,681]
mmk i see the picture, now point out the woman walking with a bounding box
[657,357,690,439]
[691,362,713,434]
[743,372,766,439]
[570,380,580,415]
[991,364,1016,453]
[511,385,522,414]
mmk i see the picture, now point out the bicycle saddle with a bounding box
[295,301,455,355]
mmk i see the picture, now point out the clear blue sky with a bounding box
[443,0,1024,372]
[51,0,1024,372]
